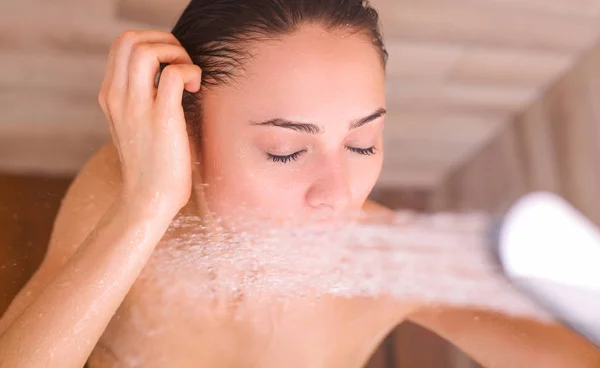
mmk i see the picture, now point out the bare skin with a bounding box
[0,29,203,367]
[85,144,414,368]
[0,27,409,368]
[0,27,598,368]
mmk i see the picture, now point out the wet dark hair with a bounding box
[171,0,387,137]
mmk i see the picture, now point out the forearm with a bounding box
[409,306,600,368]
[0,197,174,368]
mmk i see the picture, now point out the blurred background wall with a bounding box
[2,0,600,367]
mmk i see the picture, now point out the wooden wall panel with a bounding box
[386,82,538,114]
[384,112,505,144]
[117,0,600,53]
[0,1,149,55]
[431,122,528,213]
[378,0,600,53]
[0,51,106,94]
[511,42,600,224]
[0,91,104,125]
[364,344,387,368]
[513,101,562,193]
[0,174,72,316]
[385,42,465,81]
[117,0,188,27]
[450,48,572,87]
[0,123,107,177]
[416,38,600,368]
[391,321,455,368]
[544,48,600,224]
[475,0,600,18]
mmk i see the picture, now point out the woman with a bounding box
[0,0,598,367]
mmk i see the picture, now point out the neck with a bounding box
[186,182,237,243]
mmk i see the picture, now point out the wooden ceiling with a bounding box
[2,0,600,188]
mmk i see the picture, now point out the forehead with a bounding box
[209,25,386,123]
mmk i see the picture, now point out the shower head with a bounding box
[493,192,600,347]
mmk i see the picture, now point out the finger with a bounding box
[155,64,202,118]
[108,30,181,102]
[98,43,120,145]
[98,43,115,108]
[155,63,169,89]
[127,43,194,106]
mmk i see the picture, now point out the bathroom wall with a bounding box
[0,174,71,315]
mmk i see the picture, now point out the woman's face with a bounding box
[195,25,386,227]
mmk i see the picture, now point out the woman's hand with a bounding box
[0,30,203,367]
[98,30,202,213]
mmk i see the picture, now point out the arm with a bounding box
[362,201,600,367]
[0,143,119,334]
[0,144,176,367]
[0,29,202,368]
[408,306,600,368]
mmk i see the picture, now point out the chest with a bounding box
[92,218,404,367]
[100,275,398,366]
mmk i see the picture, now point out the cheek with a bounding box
[349,155,383,206]
[200,125,383,219]
[201,144,307,219]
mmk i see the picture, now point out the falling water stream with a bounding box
[139,209,552,322]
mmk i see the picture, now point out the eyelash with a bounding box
[268,151,304,163]
[347,146,376,156]
[267,146,377,163]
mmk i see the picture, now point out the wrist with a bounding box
[116,190,181,223]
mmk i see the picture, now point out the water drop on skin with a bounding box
[138,208,551,339]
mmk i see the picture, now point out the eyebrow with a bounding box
[350,108,387,130]
[250,108,387,134]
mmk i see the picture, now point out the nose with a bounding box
[305,157,352,213]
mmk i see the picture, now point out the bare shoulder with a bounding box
[362,199,393,214]
[0,142,121,330]
[45,142,122,264]
[361,199,395,222]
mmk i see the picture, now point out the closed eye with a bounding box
[346,146,376,155]
[267,146,376,164]
[267,150,305,163]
